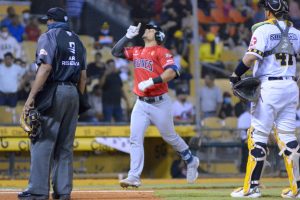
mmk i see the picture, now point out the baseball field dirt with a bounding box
[0,178,292,199]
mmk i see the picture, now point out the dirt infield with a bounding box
[0,190,160,200]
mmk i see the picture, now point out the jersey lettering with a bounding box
[133,59,153,72]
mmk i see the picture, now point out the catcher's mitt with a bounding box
[20,109,41,140]
[232,77,261,102]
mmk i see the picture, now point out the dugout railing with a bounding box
[0,124,293,178]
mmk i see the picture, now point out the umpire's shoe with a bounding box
[18,191,49,200]
[120,176,141,188]
[186,156,199,183]
[52,193,71,200]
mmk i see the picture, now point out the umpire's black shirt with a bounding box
[35,23,86,83]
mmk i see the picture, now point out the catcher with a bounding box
[18,7,86,200]
[230,0,300,198]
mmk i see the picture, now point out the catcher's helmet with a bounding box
[259,0,289,15]
[145,23,165,44]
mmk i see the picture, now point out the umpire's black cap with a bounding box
[40,7,68,23]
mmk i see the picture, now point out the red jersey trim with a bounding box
[124,48,129,59]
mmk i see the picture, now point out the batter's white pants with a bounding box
[128,93,189,179]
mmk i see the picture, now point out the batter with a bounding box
[112,23,199,188]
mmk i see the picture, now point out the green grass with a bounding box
[153,180,289,200]
[0,178,292,199]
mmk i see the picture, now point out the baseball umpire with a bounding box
[230,0,300,198]
[112,23,199,188]
[19,7,87,200]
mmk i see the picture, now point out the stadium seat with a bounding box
[39,24,47,33]
[79,35,95,48]
[201,117,223,139]
[198,9,214,24]
[22,41,37,63]
[224,117,237,129]
[229,9,247,23]
[211,8,231,24]
[0,106,14,124]
[215,0,223,9]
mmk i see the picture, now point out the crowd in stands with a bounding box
[1,0,300,130]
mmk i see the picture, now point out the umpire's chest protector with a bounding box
[51,29,85,83]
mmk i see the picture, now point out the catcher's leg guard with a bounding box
[275,130,300,196]
[243,127,268,194]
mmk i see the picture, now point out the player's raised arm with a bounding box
[111,23,141,58]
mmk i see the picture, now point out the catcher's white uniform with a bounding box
[247,20,300,136]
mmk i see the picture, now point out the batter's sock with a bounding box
[180,149,193,164]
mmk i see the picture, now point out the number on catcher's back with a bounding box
[275,53,293,66]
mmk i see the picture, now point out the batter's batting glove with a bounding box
[126,23,141,39]
[138,78,154,92]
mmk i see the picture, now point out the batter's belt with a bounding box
[138,95,163,103]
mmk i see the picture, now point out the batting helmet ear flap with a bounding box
[155,31,165,44]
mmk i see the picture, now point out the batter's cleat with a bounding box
[186,156,199,183]
[281,188,300,198]
[18,191,49,200]
[120,177,141,188]
[231,186,261,198]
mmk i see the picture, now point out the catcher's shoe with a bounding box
[186,156,199,183]
[281,188,300,198]
[120,177,141,188]
[231,186,261,198]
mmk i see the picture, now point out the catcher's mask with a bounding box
[233,77,261,102]
[20,109,41,140]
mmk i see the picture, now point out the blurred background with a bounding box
[0,0,300,180]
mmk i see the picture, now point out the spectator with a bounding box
[172,88,195,124]
[94,22,114,47]
[200,74,222,118]
[79,84,103,122]
[0,25,21,60]
[219,91,234,119]
[289,0,300,28]
[0,6,16,27]
[100,59,129,123]
[223,0,234,17]
[234,101,248,117]
[7,15,25,43]
[237,107,251,173]
[0,52,24,108]
[114,57,130,82]
[25,17,41,41]
[232,24,251,47]
[21,9,31,26]
[253,7,265,24]
[87,52,106,84]
[199,33,225,77]
[66,0,85,33]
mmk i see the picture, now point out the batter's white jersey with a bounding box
[246,20,300,78]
